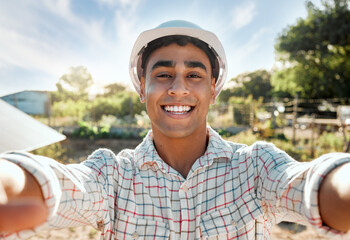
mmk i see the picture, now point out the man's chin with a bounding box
[152,123,206,140]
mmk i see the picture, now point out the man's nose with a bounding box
[168,75,190,96]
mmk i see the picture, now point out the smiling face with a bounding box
[140,43,215,139]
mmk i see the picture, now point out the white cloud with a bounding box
[0,0,124,94]
[0,28,69,73]
[231,2,256,30]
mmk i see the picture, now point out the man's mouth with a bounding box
[162,105,194,114]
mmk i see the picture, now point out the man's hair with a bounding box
[140,35,219,81]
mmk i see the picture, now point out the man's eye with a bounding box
[157,74,172,78]
[187,73,201,78]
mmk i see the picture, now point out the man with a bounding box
[0,20,350,239]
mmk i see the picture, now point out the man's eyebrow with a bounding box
[151,60,174,71]
[184,61,207,71]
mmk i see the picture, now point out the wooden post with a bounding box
[292,93,298,145]
[271,99,276,129]
[342,121,350,153]
[250,102,254,128]
[129,96,133,120]
[345,140,350,153]
[232,105,235,125]
[311,114,315,158]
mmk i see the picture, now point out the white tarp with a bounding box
[0,99,66,153]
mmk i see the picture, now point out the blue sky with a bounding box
[0,0,322,96]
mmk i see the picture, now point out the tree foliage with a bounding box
[102,83,127,97]
[52,66,93,102]
[59,66,93,95]
[218,69,272,103]
[50,67,146,124]
[51,99,91,119]
[93,91,145,121]
[273,0,350,98]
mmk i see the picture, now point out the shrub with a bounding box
[225,130,311,161]
[31,143,68,163]
[315,132,344,157]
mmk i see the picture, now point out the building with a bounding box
[1,90,50,115]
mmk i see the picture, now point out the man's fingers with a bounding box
[0,198,48,233]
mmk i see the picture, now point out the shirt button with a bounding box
[231,220,237,227]
[96,220,104,231]
[132,232,139,239]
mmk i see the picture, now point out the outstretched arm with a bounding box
[0,159,48,233]
[319,162,350,232]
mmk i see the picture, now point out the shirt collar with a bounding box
[134,127,234,173]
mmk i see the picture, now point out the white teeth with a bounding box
[164,105,191,113]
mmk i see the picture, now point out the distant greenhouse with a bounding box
[1,90,50,116]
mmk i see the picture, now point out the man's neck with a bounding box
[151,125,209,179]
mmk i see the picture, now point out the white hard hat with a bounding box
[129,20,227,97]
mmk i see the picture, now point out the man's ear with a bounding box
[139,76,146,103]
[210,77,216,104]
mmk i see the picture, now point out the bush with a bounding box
[51,91,146,124]
[52,99,91,121]
[72,121,99,139]
[71,121,143,139]
[315,132,344,157]
[31,143,68,163]
[225,130,311,161]
[93,92,146,121]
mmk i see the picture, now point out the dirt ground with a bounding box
[27,138,332,239]
[27,222,332,240]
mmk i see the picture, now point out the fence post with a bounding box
[292,93,299,145]
[342,121,350,153]
[232,105,235,125]
[311,114,315,158]
[250,102,254,128]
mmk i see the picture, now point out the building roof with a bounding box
[0,90,51,98]
[0,99,66,153]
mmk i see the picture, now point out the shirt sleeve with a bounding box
[244,141,350,238]
[0,149,120,240]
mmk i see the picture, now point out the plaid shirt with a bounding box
[1,127,350,239]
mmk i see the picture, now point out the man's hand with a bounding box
[319,162,350,232]
[0,159,48,233]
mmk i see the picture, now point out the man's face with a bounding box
[140,43,215,139]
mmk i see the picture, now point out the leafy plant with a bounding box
[31,143,68,163]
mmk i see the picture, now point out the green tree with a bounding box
[93,91,145,121]
[218,69,272,103]
[51,99,91,120]
[53,66,93,102]
[103,83,127,97]
[273,0,350,98]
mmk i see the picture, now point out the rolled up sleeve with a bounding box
[0,149,118,240]
[248,142,350,238]
[304,152,350,237]
[0,152,62,239]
